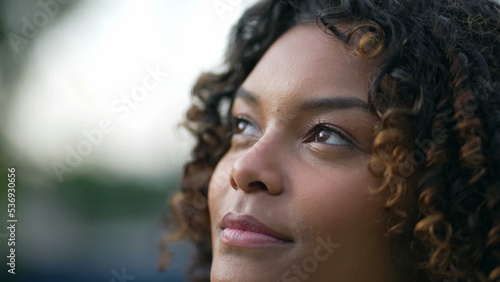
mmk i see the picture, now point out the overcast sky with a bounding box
[5,0,258,182]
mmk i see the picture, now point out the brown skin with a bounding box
[208,24,411,282]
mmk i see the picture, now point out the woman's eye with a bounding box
[307,125,350,146]
[232,117,259,136]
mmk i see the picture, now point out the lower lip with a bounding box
[220,228,289,247]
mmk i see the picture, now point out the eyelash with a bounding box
[231,116,353,147]
[304,120,353,146]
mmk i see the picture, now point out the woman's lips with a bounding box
[220,212,292,247]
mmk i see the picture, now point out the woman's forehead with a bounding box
[240,24,377,108]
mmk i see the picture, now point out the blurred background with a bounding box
[0,0,257,281]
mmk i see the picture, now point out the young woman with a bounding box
[162,0,500,281]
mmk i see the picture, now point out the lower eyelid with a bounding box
[230,134,258,150]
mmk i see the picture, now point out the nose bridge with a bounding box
[230,129,285,195]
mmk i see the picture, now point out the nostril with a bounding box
[229,176,268,192]
[230,177,238,190]
[248,181,267,191]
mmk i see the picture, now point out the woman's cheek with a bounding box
[293,166,380,227]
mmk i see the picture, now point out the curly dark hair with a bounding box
[160,0,500,281]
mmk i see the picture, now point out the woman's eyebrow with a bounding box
[235,87,369,112]
[235,88,260,105]
[297,97,369,112]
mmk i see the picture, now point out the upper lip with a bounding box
[221,212,292,242]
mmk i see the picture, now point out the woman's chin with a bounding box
[210,257,287,282]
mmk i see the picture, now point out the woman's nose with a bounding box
[229,137,285,195]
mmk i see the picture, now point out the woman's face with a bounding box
[208,24,406,281]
